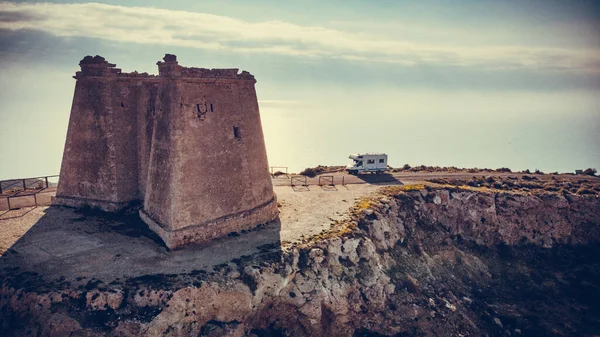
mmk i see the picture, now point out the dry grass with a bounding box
[398,184,427,192]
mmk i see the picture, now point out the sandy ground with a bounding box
[0,207,45,255]
[1,172,596,282]
[276,184,380,242]
[0,184,382,255]
[0,183,384,282]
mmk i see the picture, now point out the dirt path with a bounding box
[272,171,598,186]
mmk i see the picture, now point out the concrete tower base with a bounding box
[139,197,278,249]
[53,195,131,212]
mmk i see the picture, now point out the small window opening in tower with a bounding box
[196,103,207,119]
[120,102,125,108]
[210,103,214,112]
[233,126,241,140]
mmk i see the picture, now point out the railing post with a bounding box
[45,177,49,188]
[22,179,26,190]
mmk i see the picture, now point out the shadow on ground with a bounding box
[0,205,282,293]
[291,185,310,192]
[319,185,338,192]
[353,173,402,185]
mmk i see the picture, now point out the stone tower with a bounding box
[55,54,278,249]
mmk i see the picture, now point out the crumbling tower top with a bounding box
[157,53,181,77]
[156,54,256,81]
[73,54,255,81]
[76,55,122,78]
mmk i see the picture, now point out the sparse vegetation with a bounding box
[299,168,317,177]
[576,186,595,195]
[426,176,599,196]
[398,184,426,192]
[390,165,516,174]
[583,168,597,176]
[299,165,345,177]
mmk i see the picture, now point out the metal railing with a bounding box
[270,166,289,177]
[318,175,334,186]
[0,175,59,195]
[1,175,59,211]
[290,175,307,187]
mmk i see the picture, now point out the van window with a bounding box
[379,159,385,163]
[367,159,375,164]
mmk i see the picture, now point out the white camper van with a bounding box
[346,153,388,174]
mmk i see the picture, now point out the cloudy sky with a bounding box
[0,0,599,179]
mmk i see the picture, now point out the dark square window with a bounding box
[233,126,241,140]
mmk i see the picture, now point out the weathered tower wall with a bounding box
[56,55,278,249]
[55,58,144,211]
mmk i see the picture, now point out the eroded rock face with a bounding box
[1,188,599,336]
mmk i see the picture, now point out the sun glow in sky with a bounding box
[0,0,599,179]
